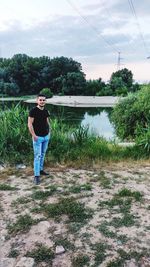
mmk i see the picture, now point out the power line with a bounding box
[127,0,149,57]
[66,0,119,54]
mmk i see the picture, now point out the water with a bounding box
[45,105,115,140]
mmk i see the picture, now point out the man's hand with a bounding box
[33,135,38,141]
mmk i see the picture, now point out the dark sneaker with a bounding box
[40,170,49,176]
[34,176,40,185]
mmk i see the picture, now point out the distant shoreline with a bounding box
[25,95,121,107]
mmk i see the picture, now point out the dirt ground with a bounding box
[0,162,150,267]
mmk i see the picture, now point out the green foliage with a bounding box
[135,125,150,153]
[0,54,85,95]
[72,254,90,267]
[0,183,17,190]
[26,244,54,263]
[8,249,20,258]
[0,105,31,162]
[39,87,53,98]
[8,214,36,235]
[111,85,150,141]
[72,125,89,145]
[40,197,93,222]
[86,78,106,96]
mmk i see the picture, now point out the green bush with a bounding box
[111,86,150,140]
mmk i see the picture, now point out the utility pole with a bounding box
[117,51,123,71]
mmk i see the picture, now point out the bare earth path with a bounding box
[0,162,150,267]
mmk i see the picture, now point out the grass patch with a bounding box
[26,243,54,263]
[98,221,116,238]
[92,242,108,266]
[8,249,20,258]
[107,248,149,267]
[54,236,75,251]
[110,213,136,228]
[72,254,90,267]
[0,183,17,191]
[117,188,143,201]
[7,214,37,235]
[31,189,55,200]
[40,197,93,222]
[11,196,31,206]
[69,183,92,193]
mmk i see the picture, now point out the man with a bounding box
[28,94,51,185]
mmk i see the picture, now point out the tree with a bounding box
[109,68,136,95]
[61,72,86,95]
[86,78,105,96]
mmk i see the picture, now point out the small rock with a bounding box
[15,257,35,267]
[57,187,64,192]
[16,164,26,169]
[55,245,65,255]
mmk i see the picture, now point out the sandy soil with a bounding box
[0,162,150,267]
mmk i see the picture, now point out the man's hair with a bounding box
[37,94,46,98]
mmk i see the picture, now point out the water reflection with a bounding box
[81,111,115,140]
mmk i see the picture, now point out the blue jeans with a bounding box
[33,134,50,177]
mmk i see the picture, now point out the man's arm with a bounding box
[28,117,38,141]
[47,117,51,132]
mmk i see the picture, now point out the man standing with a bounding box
[28,94,50,185]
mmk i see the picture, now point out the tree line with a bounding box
[0,54,139,96]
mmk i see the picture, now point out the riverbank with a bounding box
[0,162,150,267]
[25,95,121,107]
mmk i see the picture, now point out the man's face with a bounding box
[37,96,46,107]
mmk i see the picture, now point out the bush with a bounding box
[111,86,150,140]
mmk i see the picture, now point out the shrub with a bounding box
[111,86,150,140]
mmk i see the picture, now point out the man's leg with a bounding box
[40,134,50,173]
[33,138,42,183]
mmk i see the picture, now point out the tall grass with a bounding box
[0,105,148,165]
[0,104,31,162]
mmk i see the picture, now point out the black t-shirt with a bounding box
[29,107,50,136]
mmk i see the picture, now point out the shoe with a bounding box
[34,176,40,185]
[40,170,49,176]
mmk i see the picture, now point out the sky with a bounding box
[0,0,150,83]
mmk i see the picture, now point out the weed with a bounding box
[110,213,136,228]
[92,242,108,266]
[98,221,116,238]
[8,249,20,258]
[31,190,55,200]
[107,248,150,267]
[40,197,93,222]
[69,183,92,194]
[0,183,17,191]
[117,188,143,201]
[72,254,90,267]
[54,237,75,251]
[26,243,54,263]
[11,196,31,206]
[7,214,37,235]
